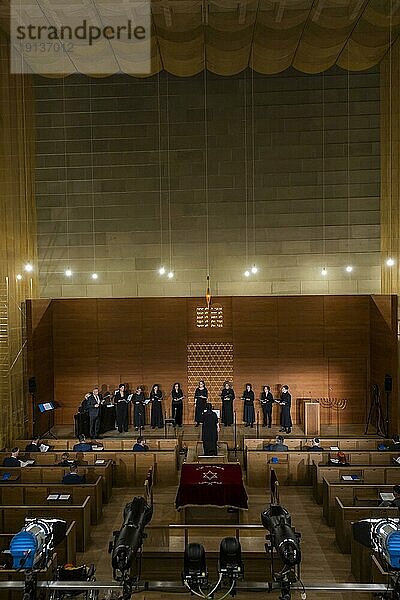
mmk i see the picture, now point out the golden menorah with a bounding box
[317,397,347,411]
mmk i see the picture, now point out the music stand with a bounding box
[164,418,176,439]
[37,403,57,439]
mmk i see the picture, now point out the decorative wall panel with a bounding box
[187,342,234,422]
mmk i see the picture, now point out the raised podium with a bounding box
[299,399,320,436]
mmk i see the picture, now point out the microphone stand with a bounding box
[233,411,237,458]
[256,411,260,439]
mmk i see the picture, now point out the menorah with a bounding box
[317,397,347,436]
[318,397,347,411]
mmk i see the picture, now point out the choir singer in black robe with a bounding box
[171,382,184,427]
[114,383,129,433]
[220,381,235,426]
[242,383,255,427]
[202,403,219,455]
[278,385,292,434]
[260,385,273,428]
[194,380,208,426]
[150,384,164,429]
[133,386,146,431]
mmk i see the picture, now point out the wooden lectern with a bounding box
[304,401,320,436]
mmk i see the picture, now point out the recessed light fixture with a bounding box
[321,267,328,276]
[24,263,33,272]
[251,265,258,274]
[16,274,22,281]
[167,271,174,279]
[244,270,250,277]
[158,266,166,276]
[65,269,73,277]
[345,265,353,273]
[91,273,98,280]
[386,257,395,267]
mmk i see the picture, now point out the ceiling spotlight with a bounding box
[244,270,250,277]
[321,267,328,276]
[64,269,73,277]
[345,265,353,273]
[167,271,174,279]
[386,257,395,267]
[24,263,33,272]
[251,265,258,274]
[158,266,166,276]
[16,274,22,281]
[91,273,98,280]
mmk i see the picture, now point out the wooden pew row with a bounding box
[312,462,400,503]
[0,498,91,552]
[334,497,399,553]
[322,479,399,526]
[246,450,400,487]
[244,438,391,451]
[0,477,102,525]
[3,451,178,487]
[15,438,178,451]
[350,538,382,583]
[0,463,112,504]
[0,521,76,566]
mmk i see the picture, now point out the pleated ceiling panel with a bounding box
[1,0,399,76]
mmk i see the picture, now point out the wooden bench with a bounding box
[351,537,382,583]
[312,462,400,503]
[3,450,178,487]
[322,479,399,526]
[244,437,389,451]
[0,521,76,566]
[16,438,178,452]
[334,496,398,553]
[247,450,400,487]
[0,477,103,525]
[0,462,113,503]
[0,498,91,551]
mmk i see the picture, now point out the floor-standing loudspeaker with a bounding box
[28,377,36,394]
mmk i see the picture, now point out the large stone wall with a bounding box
[34,67,380,298]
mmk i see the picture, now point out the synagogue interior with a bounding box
[1,1,400,599]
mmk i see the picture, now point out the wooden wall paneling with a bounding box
[25,299,54,436]
[52,299,99,423]
[323,296,370,357]
[96,298,143,393]
[277,296,325,358]
[232,297,279,421]
[25,295,398,428]
[142,298,187,422]
[369,295,398,434]
[327,358,368,425]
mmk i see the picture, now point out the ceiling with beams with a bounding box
[1,0,400,77]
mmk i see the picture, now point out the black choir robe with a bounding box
[260,390,274,427]
[171,388,184,427]
[221,387,235,426]
[194,387,208,424]
[202,409,218,455]
[114,391,129,433]
[150,390,164,428]
[242,390,255,426]
[280,391,292,431]
[133,391,146,428]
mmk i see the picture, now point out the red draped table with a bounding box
[175,463,248,510]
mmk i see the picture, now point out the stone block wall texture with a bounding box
[34,67,381,298]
